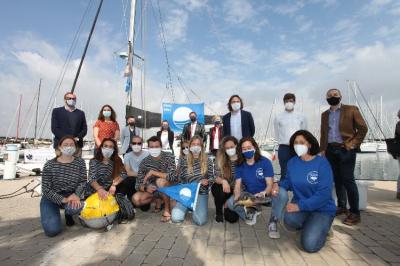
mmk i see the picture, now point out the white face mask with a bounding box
[66,99,76,107]
[131,145,141,153]
[284,102,294,111]
[102,147,114,158]
[148,147,161,157]
[294,144,308,157]
[225,148,236,157]
[60,146,76,156]
[190,146,202,155]
[182,148,189,155]
[231,102,241,111]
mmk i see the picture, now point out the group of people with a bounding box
[43,89,399,253]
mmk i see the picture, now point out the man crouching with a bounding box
[133,136,176,222]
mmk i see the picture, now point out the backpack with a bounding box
[114,193,135,223]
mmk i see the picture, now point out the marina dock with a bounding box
[0,178,399,266]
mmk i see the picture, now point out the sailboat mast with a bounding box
[34,78,42,140]
[71,0,104,93]
[16,94,22,140]
[125,0,137,106]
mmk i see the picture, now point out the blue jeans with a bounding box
[284,211,334,253]
[40,197,82,237]
[227,195,246,220]
[171,194,208,226]
[270,187,289,221]
[278,145,294,180]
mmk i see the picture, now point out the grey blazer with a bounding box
[120,126,140,154]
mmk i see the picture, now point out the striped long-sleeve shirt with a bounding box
[136,151,176,191]
[177,156,216,194]
[41,157,87,205]
[84,159,127,198]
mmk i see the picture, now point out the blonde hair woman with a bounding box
[171,135,215,225]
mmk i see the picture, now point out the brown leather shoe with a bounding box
[343,213,361,226]
[335,207,349,216]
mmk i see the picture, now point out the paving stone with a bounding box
[243,247,263,264]
[156,236,176,250]
[162,257,184,266]
[126,234,145,247]
[224,254,244,266]
[206,245,223,261]
[121,253,146,266]
[358,252,389,266]
[319,247,349,266]
[144,248,169,265]
[241,237,259,248]
[133,240,156,255]
[169,239,190,258]
[225,240,242,254]
[145,230,164,242]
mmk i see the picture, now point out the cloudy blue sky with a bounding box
[1,0,399,139]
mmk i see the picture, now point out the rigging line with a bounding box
[71,0,105,93]
[353,81,387,139]
[37,0,95,138]
[149,0,174,101]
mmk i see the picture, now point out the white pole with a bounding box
[129,0,137,44]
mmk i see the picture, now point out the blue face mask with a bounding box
[242,149,255,159]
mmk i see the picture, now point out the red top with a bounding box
[94,120,120,146]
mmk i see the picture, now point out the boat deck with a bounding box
[0,178,399,266]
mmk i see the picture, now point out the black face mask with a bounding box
[327,96,341,106]
[190,117,196,122]
[128,122,135,126]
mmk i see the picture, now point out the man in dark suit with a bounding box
[181,111,206,142]
[51,92,87,152]
[222,95,255,140]
[320,88,367,226]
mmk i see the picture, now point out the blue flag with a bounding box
[125,76,132,92]
[162,103,205,133]
[157,183,201,211]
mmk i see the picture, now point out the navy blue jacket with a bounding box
[222,110,255,139]
[51,107,87,148]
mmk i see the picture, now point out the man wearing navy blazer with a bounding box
[222,95,255,140]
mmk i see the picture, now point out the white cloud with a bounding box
[361,0,392,16]
[273,2,305,15]
[223,0,255,24]
[295,15,313,32]
[163,9,189,44]
[222,39,264,65]
[276,50,306,64]
[174,0,208,11]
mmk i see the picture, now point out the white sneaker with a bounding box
[245,209,260,226]
[268,221,280,239]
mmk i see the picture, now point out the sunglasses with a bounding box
[132,142,142,145]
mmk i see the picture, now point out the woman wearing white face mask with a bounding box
[211,136,240,223]
[40,136,86,237]
[269,130,336,253]
[93,104,120,150]
[171,136,216,225]
[222,95,255,140]
[84,138,127,201]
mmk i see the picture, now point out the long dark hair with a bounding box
[97,104,116,122]
[160,120,171,132]
[216,136,238,181]
[237,137,262,165]
[95,138,124,179]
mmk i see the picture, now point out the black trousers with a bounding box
[116,176,151,212]
[326,145,359,214]
[211,183,239,223]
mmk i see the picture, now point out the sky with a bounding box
[0,0,399,140]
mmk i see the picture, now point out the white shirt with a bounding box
[230,111,242,140]
[161,131,169,150]
[274,110,307,145]
[190,122,197,138]
[213,127,220,150]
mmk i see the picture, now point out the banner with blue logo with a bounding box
[162,103,204,133]
[157,183,201,211]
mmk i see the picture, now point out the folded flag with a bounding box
[157,183,201,211]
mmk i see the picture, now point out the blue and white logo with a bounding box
[256,168,264,179]
[307,171,319,184]
[162,103,205,132]
[179,187,192,201]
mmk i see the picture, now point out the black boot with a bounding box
[65,214,75,226]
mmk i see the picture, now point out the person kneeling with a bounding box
[132,136,176,222]
[171,136,215,226]
[227,137,274,226]
[269,130,336,253]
